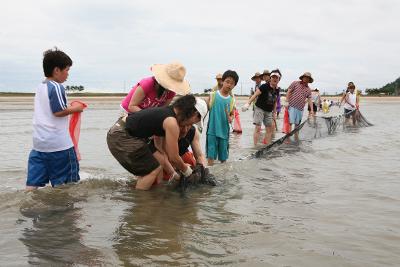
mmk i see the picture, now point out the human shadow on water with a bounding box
[19,187,102,266]
[112,187,204,266]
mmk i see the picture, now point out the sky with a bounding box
[0,0,399,94]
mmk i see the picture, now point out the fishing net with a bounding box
[242,108,373,159]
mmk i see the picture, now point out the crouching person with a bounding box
[107,95,205,190]
[150,98,217,187]
[162,124,217,187]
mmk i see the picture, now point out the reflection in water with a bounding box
[2,100,400,266]
[113,188,203,265]
[19,188,102,266]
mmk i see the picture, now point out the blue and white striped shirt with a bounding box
[32,80,73,152]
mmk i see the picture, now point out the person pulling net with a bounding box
[242,108,373,160]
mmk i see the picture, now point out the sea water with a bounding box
[0,97,399,266]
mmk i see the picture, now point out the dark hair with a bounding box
[222,70,239,85]
[156,81,167,98]
[172,94,197,123]
[43,47,73,77]
[270,69,282,78]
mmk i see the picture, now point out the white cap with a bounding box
[270,72,281,78]
[195,97,208,132]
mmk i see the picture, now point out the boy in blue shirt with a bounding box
[206,70,239,166]
[26,48,85,190]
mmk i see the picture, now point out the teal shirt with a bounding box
[207,91,231,139]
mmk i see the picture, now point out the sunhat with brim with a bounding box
[251,72,263,81]
[215,73,222,80]
[299,72,314,83]
[195,97,208,132]
[262,69,270,76]
[151,62,191,95]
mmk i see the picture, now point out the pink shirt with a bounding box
[121,76,176,112]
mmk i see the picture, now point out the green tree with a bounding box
[366,77,400,95]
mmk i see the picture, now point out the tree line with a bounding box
[365,77,400,96]
[65,85,84,92]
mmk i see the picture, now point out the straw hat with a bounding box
[299,72,314,83]
[215,73,222,80]
[251,72,262,81]
[151,62,191,95]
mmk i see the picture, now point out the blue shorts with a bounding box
[288,106,303,125]
[26,147,80,187]
[206,135,229,161]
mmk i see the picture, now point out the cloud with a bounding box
[0,0,399,93]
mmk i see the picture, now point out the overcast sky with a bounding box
[1,0,399,94]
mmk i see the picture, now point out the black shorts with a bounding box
[344,108,355,118]
[107,118,159,176]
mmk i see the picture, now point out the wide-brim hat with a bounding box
[251,72,263,81]
[151,62,191,95]
[299,72,314,83]
[195,97,208,132]
[262,69,270,76]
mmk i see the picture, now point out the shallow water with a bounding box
[0,97,399,266]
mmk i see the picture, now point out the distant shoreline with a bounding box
[1,92,399,103]
[1,92,399,97]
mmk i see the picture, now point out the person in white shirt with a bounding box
[343,85,358,125]
[26,48,85,190]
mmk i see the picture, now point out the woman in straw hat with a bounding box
[120,62,190,114]
[107,95,207,190]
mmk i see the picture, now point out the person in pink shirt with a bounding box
[120,62,190,114]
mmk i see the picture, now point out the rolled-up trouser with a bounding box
[107,117,159,176]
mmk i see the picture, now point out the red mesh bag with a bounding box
[69,101,88,161]
[282,107,290,134]
[233,109,242,134]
